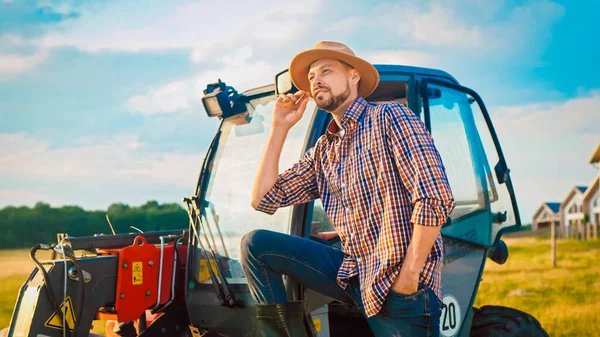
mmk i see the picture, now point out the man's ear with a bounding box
[350,69,361,85]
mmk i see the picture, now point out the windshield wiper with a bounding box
[205,200,229,258]
[183,196,241,308]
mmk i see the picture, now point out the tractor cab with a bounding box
[182,64,521,336]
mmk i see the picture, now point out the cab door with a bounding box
[419,78,520,247]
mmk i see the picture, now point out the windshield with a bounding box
[194,93,317,284]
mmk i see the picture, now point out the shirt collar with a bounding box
[326,96,368,135]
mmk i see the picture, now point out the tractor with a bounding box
[2,63,549,337]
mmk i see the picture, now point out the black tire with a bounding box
[470,305,549,337]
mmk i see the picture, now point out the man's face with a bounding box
[308,59,357,112]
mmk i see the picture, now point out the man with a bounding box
[241,41,455,337]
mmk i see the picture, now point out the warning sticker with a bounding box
[132,261,143,285]
[312,318,322,332]
[44,296,76,331]
[198,260,219,283]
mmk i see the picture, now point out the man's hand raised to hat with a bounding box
[272,91,310,130]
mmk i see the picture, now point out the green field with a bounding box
[1,238,599,336]
[473,237,600,337]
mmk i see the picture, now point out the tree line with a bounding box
[0,201,189,249]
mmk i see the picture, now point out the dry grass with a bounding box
[0,249,52,277]
[0,249,51,329]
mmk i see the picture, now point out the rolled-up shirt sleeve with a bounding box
[384,103,455,226]
[255,146,320,215]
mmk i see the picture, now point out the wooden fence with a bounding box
[503,223,599,240]
[503,227,553,239]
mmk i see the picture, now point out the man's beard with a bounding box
[316,82,351,112]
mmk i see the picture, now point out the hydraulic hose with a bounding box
[29,244,72,337]
[61,245,84,337]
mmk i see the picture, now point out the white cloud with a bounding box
[0,132,204,187]
[493,90,600,141]
[0,188,60,211]
[488,91,600,222]
[483,0,565,56]
[0,34,34,47]
[127,80,193,115]
[0,50,49,76]
[339,0,563,64]
[35,0,321,64]
[366,50,437,67]
[396,4,484,48]
[127,46,279,115]
[36,0,76,14]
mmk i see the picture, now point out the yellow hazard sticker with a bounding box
[198,260,219,282]
[132,261,143,285]
[312,318,321,332]
[45,296,76,331]
[189,325,202,337]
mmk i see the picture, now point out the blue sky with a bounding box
[0,0,598,223]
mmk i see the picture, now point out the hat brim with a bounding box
[289,49,380,98]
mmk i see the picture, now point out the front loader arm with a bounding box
[8,255,118,337]
[7,230,189,337]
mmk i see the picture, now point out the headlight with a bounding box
[201,80,247,119]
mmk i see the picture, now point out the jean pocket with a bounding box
[387,287,426,302]
[380,288,427,321]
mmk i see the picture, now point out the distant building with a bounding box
[532,140,600,239]
[560,186,588,237]
[532,202,561,232]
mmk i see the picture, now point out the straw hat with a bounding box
[289,41,380,98]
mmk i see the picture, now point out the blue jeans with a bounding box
[240,229,442,337]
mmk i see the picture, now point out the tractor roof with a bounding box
[373,64,460,84]
[241,65,460,97]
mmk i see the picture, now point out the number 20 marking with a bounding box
[441,302,457,331]
[439,294,461,337]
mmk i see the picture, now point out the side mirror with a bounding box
[487,239,508,265]
[275,69,298,95]
[427,87,442,99]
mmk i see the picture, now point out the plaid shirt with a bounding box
[256,96,455,317]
